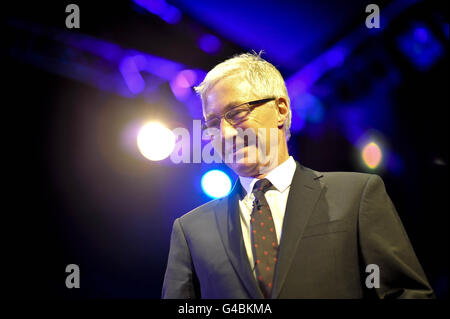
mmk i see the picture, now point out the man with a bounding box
[162,52,434,298]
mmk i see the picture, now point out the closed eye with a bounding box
[206,118,220,128]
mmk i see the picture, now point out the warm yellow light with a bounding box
[362,142,382,169]
[137,122,175,161]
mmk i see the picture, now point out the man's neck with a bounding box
[253,146,290,179]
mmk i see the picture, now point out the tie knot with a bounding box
[252,178,273,194]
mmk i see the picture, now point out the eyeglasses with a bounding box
[201,97,276,134]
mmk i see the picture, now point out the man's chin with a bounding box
[222,148,274,177]
[228,162,256,177]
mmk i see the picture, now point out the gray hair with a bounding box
[194,52,292,141]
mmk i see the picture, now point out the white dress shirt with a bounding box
[238,156,297,277]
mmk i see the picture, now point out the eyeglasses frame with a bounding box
[201,97,277,132]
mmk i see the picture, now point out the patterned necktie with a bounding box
[250,178,279,298]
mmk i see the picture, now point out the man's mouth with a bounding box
[222,136,258,160]
[232,140,250,154]
[233,145,246,155]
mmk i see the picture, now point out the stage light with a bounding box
[325,46,347,68]
[397,23,444,71]
[201,170,232,198]
[362,142,382,169]
[290,93,325,132]
[198,34,221,54]
[133,0,181,24]
[170,69,197,101]
[137,122,176,161]
[119,55,146,94]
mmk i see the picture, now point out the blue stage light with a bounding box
[290,93,325,132]
[397,23,444,71]
[198,34,221,54]
[201,170,232,198]
[133,0,181,24]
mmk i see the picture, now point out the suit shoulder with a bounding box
[178,197,221,223]
[316,169,379,190]
[295,163,380,189]
[321,170,373,181]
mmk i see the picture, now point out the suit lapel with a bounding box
[271,162,324,298]
[214,180,264,299]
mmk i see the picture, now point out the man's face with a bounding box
[204,73,282,177]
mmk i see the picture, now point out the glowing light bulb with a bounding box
[137,122,175,161]
[201,170,232,198]
[362,142,382,169]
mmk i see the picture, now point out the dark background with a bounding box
[3,0,448,298]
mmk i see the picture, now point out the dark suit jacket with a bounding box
[162,162,434,298]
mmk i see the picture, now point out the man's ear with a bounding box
[276,97,289,128]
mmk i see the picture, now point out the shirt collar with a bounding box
[239,156,297,199]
